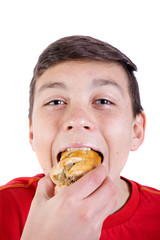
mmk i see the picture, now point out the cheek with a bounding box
[32,115,59,172]
[33,111,60,144]
[101,108,133,143]
[101,114,133,177]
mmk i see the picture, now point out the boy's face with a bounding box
[29,61,145,181]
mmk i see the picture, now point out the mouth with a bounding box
[57,147,103,163]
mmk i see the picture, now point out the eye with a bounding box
[93,98,114,110]
[45,100,66,106]
[94,99,112,105]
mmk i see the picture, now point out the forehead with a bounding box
[35,60,129,93]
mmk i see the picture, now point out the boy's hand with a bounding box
[21,165,117,240]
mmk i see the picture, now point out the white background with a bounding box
[0,0,159,189]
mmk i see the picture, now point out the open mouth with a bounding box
[51,147,104,188]
[57,147,103,163]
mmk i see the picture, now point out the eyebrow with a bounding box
[91,78,123,95]
[38,78,123,96]
[38,81,67,94]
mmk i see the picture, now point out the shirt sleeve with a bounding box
[0,188,23,239]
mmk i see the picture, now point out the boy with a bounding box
[0,36,160,239]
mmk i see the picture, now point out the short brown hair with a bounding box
[29,35,143,119]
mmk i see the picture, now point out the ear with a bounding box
[29,118,35,151]
[130,112,146,151]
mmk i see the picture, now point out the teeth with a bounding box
[66,147,91,151]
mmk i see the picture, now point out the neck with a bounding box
[112,177,132,214]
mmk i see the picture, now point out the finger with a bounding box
[86,176,116,204]
[66,164,107,200]
[84,176,117,215]
[54,186,62,195]
[78,178,117,228]
[96,194,117,224]
[35,175,56,202]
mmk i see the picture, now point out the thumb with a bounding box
[35,174,56,201]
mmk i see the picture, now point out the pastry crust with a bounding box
[50,149,101,188]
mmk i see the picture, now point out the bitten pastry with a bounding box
[50,149,102,188]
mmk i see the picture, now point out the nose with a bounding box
[66,121,91,131]
[62,107,94,131]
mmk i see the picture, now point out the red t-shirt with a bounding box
[0,174,160,239]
